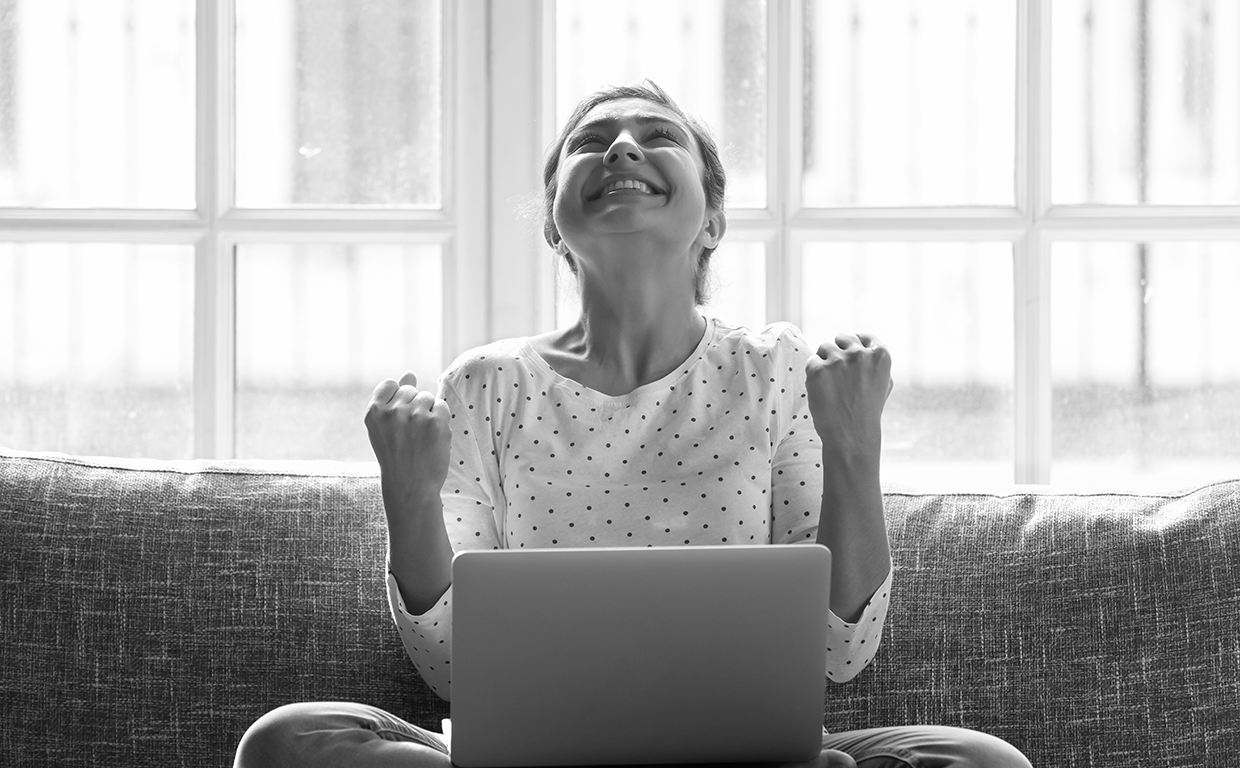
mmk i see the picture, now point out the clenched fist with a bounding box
[805,333,893,459]
[364,371,453,513]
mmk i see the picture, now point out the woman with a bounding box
[235,81,1031,768]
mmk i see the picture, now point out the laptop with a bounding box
[448,543,832,767]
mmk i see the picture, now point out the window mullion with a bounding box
[193,0,236,459]
[1013,231,1051,484]
[486,0,551,340]
[446,0,490,357]
[772,0,797,328]
[1013,0,1052,483]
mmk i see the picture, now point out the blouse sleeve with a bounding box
[768,324,892,683]
[386,375,505,702]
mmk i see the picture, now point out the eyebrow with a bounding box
[571,114,692,140]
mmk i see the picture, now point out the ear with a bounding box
[544,220,566,254]
[696,210,727,250]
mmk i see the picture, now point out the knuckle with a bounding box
[365,400,389,419]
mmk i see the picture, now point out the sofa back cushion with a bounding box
[1,449,447,768]
[832,483,1240,766]
[2,448,1238,767]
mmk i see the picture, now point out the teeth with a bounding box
[603,179,654,195]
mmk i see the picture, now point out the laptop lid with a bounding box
[450,544,832,767]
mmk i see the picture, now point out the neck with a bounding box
[558,254,705,395]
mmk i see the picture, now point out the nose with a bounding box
[605,131,644,165]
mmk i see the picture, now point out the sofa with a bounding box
[2,446,1237,767]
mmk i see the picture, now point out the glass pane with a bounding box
[0,243,194,457]
[802,242,1014,486]
[1052,242,1240,489]
[0,0,195,208]
[705,240,766,331]
[235,0,443,208]
[235,243,443,460]
[802,0,1016,207]
[556,0,768,208]
[1052,0,1240,205]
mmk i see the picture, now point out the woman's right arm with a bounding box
[365,371,455,615]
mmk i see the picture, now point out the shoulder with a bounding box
[439,336,536,396]
[708,318,816,363]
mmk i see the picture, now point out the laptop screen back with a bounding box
[450,544,832,767]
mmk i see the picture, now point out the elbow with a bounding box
[825,653,877,684]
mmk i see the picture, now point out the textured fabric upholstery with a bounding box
[1,449,448,768]
[826,485,1240,766]
[2,447,1238,767]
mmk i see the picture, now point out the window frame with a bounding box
[3,0,1238,479]
[529,0,1240,484]
[0,0,490,460]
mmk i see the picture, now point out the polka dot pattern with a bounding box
[386,318,892,700]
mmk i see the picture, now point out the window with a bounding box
[540,0,1240,489]
[4,0,1238,489]
[1,0,483,461]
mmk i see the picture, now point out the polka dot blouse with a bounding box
[386,317,893,701]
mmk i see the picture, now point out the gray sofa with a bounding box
[2,447,1237,767]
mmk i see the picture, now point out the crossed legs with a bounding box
[234,703,1033,768]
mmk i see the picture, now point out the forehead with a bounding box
[570,98,695,138]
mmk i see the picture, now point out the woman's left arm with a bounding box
[804,332,894,623]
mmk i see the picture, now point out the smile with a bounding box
[597,179,662,197]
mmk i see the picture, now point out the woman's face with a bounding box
[551,98,717,261]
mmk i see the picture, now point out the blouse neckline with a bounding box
[516,316,720,406]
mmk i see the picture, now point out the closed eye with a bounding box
[569,132,605,152]
[648,126,682,145]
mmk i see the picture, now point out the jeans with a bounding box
[234,702,1033,768]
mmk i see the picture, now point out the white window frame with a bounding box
[4,0,1238,477]
[500,0,1240,485]
[0,0,491,460]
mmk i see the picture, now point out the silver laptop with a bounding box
[449,544,832,767]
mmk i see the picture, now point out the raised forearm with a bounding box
[815,447,892,623]
[384,482,455,616]
[366,372,456,616]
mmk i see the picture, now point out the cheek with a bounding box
[551,179,573,226]
[552,161,585,216]
[670,156,709,208]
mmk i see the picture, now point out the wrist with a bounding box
[381,477,443,524]
[818,435,880,468]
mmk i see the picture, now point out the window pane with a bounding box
[0,0,195,208]
[235,0,443,208]
[802,0,1016,207]
[0,243,194,457]
[556,0,768,208]
[1052,242,1240,489]
[802,242,1014,486]
[235,243,443,460]
[705,241,766,331]
[1052,1,1240,205]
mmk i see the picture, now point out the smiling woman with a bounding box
[542,81,728,308]
[234,80,1032,768]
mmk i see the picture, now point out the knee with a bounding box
[958,731,1033,768]
[234,703,321,768]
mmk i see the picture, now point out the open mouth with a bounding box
[591,178,664,200]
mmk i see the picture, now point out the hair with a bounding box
[541,79,727,306]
